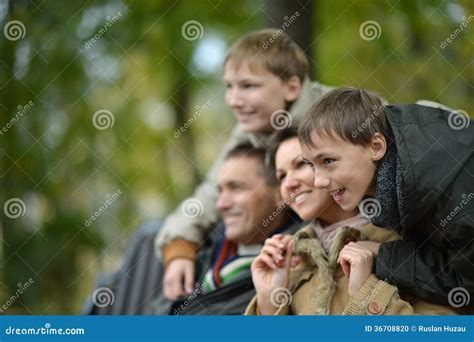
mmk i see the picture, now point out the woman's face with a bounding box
[275,137,335,221]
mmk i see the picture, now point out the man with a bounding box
[155,143,301,315]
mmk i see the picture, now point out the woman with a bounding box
[246,127,459,315]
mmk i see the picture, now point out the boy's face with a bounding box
[301,130,384,211]
[223,61,300,134]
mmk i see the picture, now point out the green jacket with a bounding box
[376,104,473,306]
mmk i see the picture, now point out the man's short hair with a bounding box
[299,86,388,147]
[224,142,278,186]
[224,29,309,83]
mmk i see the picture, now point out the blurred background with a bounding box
[0,0,472,314]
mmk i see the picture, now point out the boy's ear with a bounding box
[283,75,302,102]
[370,133,387,161]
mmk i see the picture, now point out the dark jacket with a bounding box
[376,104,473,305]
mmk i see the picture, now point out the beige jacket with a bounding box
[154,79,332,266]
[245,224,467,315]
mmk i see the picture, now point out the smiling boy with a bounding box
[299,86,474,306]
[156,29,332,300]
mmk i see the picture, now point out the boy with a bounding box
[298,86,473,305]
[155,29,331,300]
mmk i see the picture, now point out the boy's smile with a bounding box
[301,130,384,212]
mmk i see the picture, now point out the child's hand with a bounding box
[338,242,375,296]
[251,234,301,315]
[163,258,195,300]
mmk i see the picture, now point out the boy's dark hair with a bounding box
[225,29,309,83]
[224,142,278,186]
[299,87,388,147]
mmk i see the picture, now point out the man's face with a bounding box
[223,61,299,134]
[301,131,379,211]
[216,156,282,244]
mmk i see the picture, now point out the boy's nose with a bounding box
[313,174,331,189]
[227,89,244,108]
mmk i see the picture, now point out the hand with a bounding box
[163,258,195,300]
[251,234,301,315]
[338,242,375,296]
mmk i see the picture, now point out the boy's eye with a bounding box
[243,83,257,89]
[323,158,335,165]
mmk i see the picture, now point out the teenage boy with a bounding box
[156,29,332,300]
[298,86,473,306]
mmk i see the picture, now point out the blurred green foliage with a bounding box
[0,0,472,314]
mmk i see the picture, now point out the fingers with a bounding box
[184,263,195,294]
[338,242,375,277]
[163,259,195,300]
[253,252,278,270]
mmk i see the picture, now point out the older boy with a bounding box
[156,29,331,299]
[298,86,473,306]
